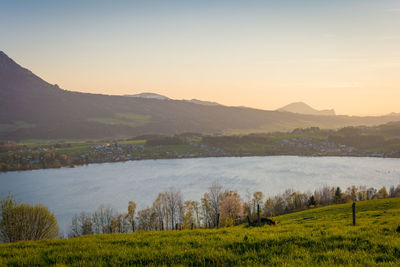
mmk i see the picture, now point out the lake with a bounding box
[1,156,400,234]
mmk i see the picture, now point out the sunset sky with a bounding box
[1,0,400,116]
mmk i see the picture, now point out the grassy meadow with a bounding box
[1,198,400,266]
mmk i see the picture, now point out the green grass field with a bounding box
[88,113,150,128]
[1,198,400,266]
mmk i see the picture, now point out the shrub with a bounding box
[0,194,59,243]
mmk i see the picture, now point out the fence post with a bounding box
[352,202,356,226]
[257,204,260,226]
[247,216,251,226]
[217,213,220,229]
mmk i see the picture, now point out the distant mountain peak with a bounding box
[278,102,336,116]
[124,93,221,106]
[124,92,170,100]
[185,99,221,106]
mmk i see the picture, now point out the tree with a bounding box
[70,212,93,237]
[136,207,153,231]
[219,190,243,227]
[335,187,343,204]
[127,201,137,232]
[208,182,223,227]
[375,187,389,199]
[346,186,358,202]
[92,205,115,234]
[366,187,377,200]
[251,192,264,219]
[164,188,183,229]
[308,195,316,207]
[292,192,309,210]
[0,194,59,243]
[390,185,400,197]
[316,186,335,205]
[357,186,367,201]
[273,195,286,215]
[183,200,200,229]
[111,214,128,233]
[264,197,275,217]
[200,193,213,228]
[152,193,167,230]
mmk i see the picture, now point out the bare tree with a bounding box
[164,188,183,229]
[152,193,167,230]
[69,212,93,237]
[136,207,153,231]
[127,201,137,232]
[208,182,223,227]
[92,205,115,234]
[200,193,212,228]
[251,191,264,219]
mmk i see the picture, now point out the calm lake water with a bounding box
[1,156,400,234]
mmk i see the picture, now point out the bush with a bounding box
[0,194,59,243]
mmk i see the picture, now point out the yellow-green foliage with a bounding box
[0,121,35,133]
[1,198,400,266]
[0,195,59,243]
[88,113,150,128]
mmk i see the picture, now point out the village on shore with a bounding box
[2,126,399,172]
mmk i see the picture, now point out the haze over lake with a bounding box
[1,156,400,233]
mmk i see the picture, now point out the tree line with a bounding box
[68,182,400,237]
[2,183,399,243]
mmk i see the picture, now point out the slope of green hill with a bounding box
[1,198,400,266]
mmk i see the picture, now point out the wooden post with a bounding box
[216,213,220,229]
[175,223,178,230]
[247,216,251,226]
[257,204,260,227]
[191,223,194,230]
[352,202,356,226]
[161,220,164,231]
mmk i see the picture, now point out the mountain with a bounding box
[1,50,400,140]
[185,99,221,106]
[124,93,170,100]
[278,102,336,116]
[126,94,221,106]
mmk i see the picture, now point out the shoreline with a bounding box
[2,153,399,173]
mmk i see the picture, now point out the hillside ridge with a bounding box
[1,51,400,140]
[278,101,336,116]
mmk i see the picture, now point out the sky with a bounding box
[1,0,400,116]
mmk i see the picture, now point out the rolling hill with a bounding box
[124,92,170,100]
[1,198,400,266]
[278,102,336,116]
[1,50,400,140]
